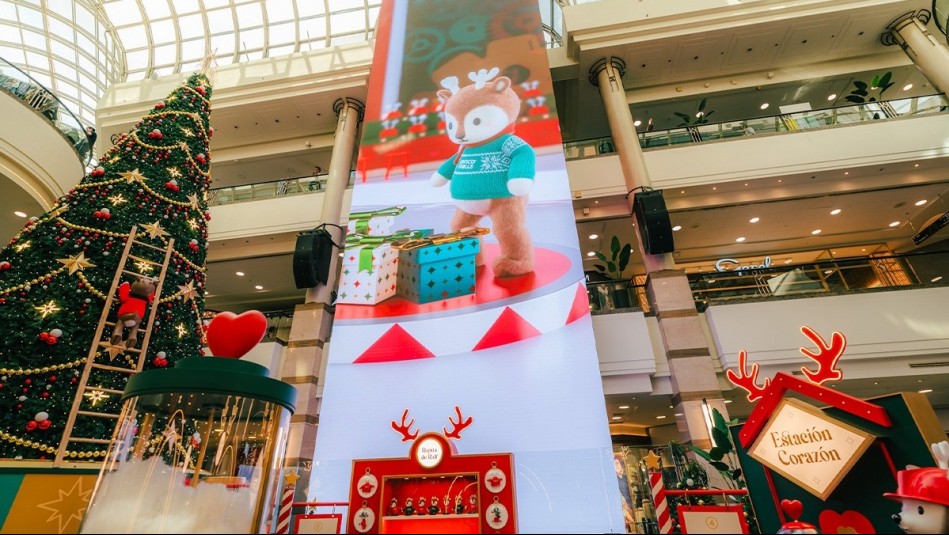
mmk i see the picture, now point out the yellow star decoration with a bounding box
[108,194,127,206]
[57,252,95,275]
[141,221,169,239]
[181,127,195,137]
[119,169,146,183]
[178,141,188,150]
[186,194,200,209]
[84,390,109,406]
[36,476,93,533]
[101,341,126,361]
[14,241,31,252]
[284,470,300,486]
[178,281,198,302]
[134,260,154,274]
[34,300,61,318]
[643,450,662,472]
[187,218,200,230]
[176,323,188,338]
[167,167,182,178]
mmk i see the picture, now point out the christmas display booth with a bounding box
[78,356,297,534]
[725,326,946,534]
[346,407,517,534]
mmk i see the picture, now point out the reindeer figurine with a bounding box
[886,440,949,534]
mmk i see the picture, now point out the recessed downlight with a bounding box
[915,199,927,206]
[827,94,837,101]
[760,103,770,110]
[611,416,622,420]
[589,233,599,239]
[656,415,667,419]
[13,211,27,218]
[586,251,596,257]
[903,83,913,91]
[830,209,841,215]
[254,285,264,290]
[235,271,245,276]
[736,236,746,242]
[889,221,900,227]
[618,405,630,409]
[672,225,682,231]
[749,217,760,223]
[919,389,933,393]
[811,229,822,235]
[724,400,733,404]
[932,276,943,283]
[633,120,642,127]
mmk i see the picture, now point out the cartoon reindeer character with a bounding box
[430,67,535,278]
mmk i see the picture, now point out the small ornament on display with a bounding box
[485,497,509,529]
[353,502,375,533]
[485,462,507,492]
[387,497,401,516]
[356,468,378,498]
[403,497,415,517]
[148,129,163,139]
[417,497,427,515]
[428,496,439,515]
[195,153,207,165]
[776,499,820,534]
[165,179,179,192]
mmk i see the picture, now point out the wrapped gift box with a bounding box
[338,229,432,305]
[347,206,405,236]
[394,229,487,304]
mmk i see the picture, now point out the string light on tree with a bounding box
[34,301,61,318]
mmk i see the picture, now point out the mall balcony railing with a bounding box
[0,56,93,167]
[207,172,357,206]
[564,93,949,159]
[588,250,949,314]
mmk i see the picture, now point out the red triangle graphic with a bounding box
[353,324,435,364]
[472,307,542,352]
[565,282,591,325]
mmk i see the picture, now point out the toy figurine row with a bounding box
[386,494,478,517]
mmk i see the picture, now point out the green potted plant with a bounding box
[673,98,714,142]
[844,71,896,119]
[593,236,633,308]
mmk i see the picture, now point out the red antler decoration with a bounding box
[799,325,846,385]
[726,350,771,402]
[442,406,473,440]
[391,408,419,442]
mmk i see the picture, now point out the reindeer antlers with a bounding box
[391,409,419,442]
[726,350,771,402]
[468,67,500,89]
[443,406,473,440]
[799,326,845,385]
[439,76,460,95]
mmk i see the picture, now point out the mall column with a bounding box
[884,10,949,95]
[280,97,364,493]
[590,58,727,449]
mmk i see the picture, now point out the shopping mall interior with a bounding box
[1,0,948,533]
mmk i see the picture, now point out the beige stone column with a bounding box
[282,97,363,497]
[590,58,726,448]
[884,11,949,95]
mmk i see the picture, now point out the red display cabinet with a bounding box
[347,432,517,533]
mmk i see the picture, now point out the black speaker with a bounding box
[632,190,675,255]
[293,229,334,289]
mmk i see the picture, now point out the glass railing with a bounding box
[564,94,949,159]
[588,250,949,314]
[0,56,93,167]
[207,172,357,206]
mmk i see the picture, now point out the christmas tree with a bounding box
[0,72,214,461]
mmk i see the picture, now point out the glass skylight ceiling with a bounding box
[101,0,383,82]
[0,0,120,126]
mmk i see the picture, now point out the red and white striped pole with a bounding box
[274,471,299,534]
[649,471,672,534]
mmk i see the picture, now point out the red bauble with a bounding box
[153,356,169,368]
[24,379,31,385]
[91,167,105,177]
[208,127,214,137]
[38,420,51,430]
[41,391,49,398]
[93,210,103,219]
[155,101,166,109]
[38,332,49,341]
[196,153,207,164]
[25,421,37,432]
[0,261,9,271]
[195,86,206,96]
[47,337,57,345]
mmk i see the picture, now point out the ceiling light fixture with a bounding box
[724,400,733,404]
[915,199,927,206]
[634,120,642,127]
[672,225,682,231]
[736,236,746,242]
[932,276,943,283]
[611,416,622,420]
[589,234,599,239]
[811,229,822,235]
[830,209,841,215]
[656,415,667,419]
[784,259,793,264]
[903,83,913,91]
[13,211,27,218]
[889,221,900,227]
[618,405,630,409]
[235,271,245,276]
[824,270,834,275]
[919,389,933,393]
[749,217,760,223]
[586,252,595,257]
[914,163,919,167]
[760,103,770,110]
[827,94,837,101]
[254,285,264,290]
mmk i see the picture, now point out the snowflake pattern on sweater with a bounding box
[437,134,536,200]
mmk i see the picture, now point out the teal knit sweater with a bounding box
[437,134,536,200]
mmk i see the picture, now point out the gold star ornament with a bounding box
[186,194,200,209]
[14,241,31,252]
[119,169,147,183]
[84,390,109,406]
[57,252,95,275]
[141,221,169,239]
[108,194,127,206]
[178,281,198,302]
[643,450,662,472]
[284,471,300,486]
[35,300,61,318]
[167,167,182,178]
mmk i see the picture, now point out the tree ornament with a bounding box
[0,261,9,271]
[165,179,179,192]
[38,420,51,430]
[25,420,38,432]
[195,153,207,165]
[50,329,62,338]
[148,129,163,139]
[35,411,48,422]
[91,167,105,177]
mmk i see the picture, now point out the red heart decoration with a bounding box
[818,509,876,534]
[206,311,268,359]
[781,499,803,521]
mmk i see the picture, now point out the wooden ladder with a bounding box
[54,225,174,466]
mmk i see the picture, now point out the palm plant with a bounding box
[593,236,632,281]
